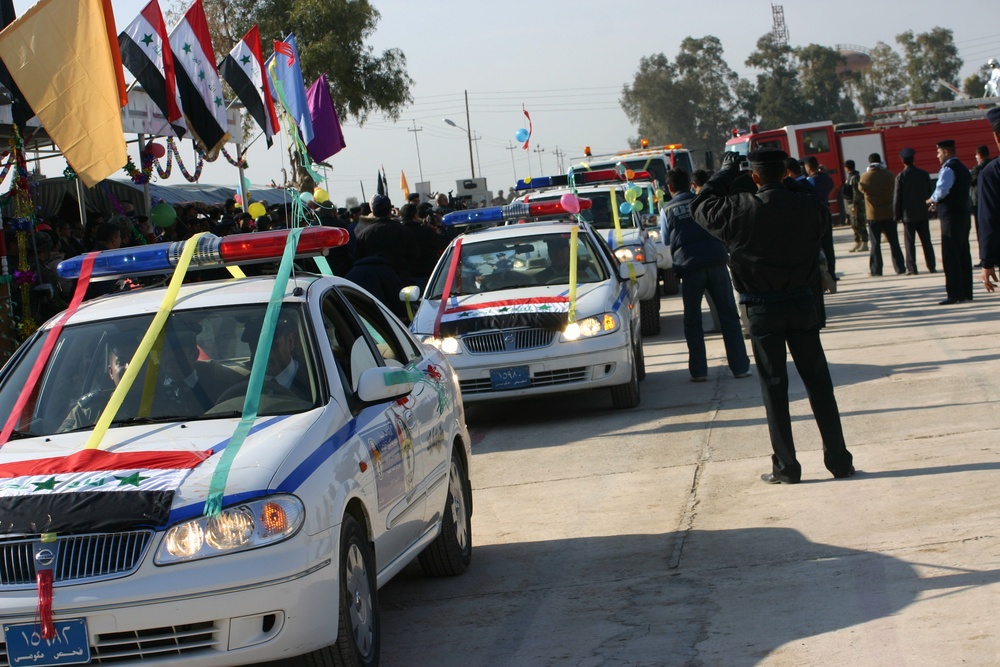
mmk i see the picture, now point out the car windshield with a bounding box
[426,231,609,299]
[0,304,322,437]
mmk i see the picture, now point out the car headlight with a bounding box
[562,313,620,341]
[154,495,304,565]
[421,335,462,355]
[614,245,645,263]
[646,229,661,242]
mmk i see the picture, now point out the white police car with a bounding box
[512,176,662,336]
[0,228,471,666]
[410,206,645,410]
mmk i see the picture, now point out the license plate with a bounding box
[4,619,91,666]
[490,365,530,390]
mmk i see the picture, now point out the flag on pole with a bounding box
[119,0,184,137]
[218,25,277,147]
[376,168,386,196]
[168,0,229,153]
[0,0,127,187]
[266,34,313,145]
[305,74,345,162]
[400,170,410,199]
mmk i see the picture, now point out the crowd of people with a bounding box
[6,190,469,326]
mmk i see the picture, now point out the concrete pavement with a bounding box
[380,225,1000,666]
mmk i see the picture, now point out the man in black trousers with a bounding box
[893,147,936,275]
[691,148,855,485]
[927,139,973,304]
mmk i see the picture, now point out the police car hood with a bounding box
[414,283,616,337]
[0,411,322,534]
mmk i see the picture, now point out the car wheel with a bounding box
[661,268,680,295]
[419,449,472,577]
[640,295,661,336]
[611,336,641,409]
[334,515,380,667]
[635,335,646,381]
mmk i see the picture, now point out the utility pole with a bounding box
[464,89,475,178]
[471,132,482,177]
[533,145,546,174]
[553,146,566,173]
[407,120,424,182]
[506,141,518,181]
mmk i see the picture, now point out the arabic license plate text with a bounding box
[490,365,530,390]
[4,619,90,666]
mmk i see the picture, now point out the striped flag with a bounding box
[218,25,278,147]
[168,0,229,153]
[265,34,313,145]
[118,0,185,137]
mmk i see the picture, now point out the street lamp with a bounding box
[443,118,477,179]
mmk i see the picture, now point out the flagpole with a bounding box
[137,133,151,215]
[236,142,249,205]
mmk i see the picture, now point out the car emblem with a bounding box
[503,333,516,350]
[34,548,56,568]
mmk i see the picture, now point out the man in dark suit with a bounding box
[927,139,973,304]
[978,108,1000,293]
[893,148,936,275]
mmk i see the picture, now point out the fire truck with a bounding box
[724,97,1000,220]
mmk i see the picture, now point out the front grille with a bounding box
[460,366,589,395]
[0,622,220,666]
[463,328,555,354]
[0,531,153,589]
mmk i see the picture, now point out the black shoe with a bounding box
[832,466,856,479]
[905,271,917,275]
[760,472,800,485]
[929,268,937,273]
[938,298,961,305]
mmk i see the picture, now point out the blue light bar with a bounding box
[58,243,176,280]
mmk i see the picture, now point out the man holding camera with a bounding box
[690,148,854,485]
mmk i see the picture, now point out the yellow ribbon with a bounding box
[568,226,579,323]
[227,266,246,279]
[609,189,637,284]
[83,233,207,450]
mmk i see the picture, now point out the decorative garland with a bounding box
[4,127,37,340]
[63,165,77,181]
[123,150,155,185]
[154,149,172,179]
[165,137,203,182]
[220,145,248,169]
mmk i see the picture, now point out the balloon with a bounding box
[145,142,165,159]
[151,202,176,228]
[619,201,633,215]
[514,127,530,143]
[248,202,267,219]
[300,191,314,204]
[559,192,581,214]
[243,177,251,191]
[314,188,330,204]
[234,194,242,205]
[632,201,644,213]
[624,169,635,180]
[655,188,666,203]
[624,188,638,204]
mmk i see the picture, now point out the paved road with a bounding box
[380,226,1000,667]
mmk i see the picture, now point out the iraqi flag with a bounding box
[118,0,185,137]
[168,0,229,153]
[0,449,211,533]
[218,25,278,147]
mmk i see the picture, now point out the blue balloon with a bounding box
[619,201,633,215]
[514,127,530,143]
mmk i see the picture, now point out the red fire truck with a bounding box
[724,97,999,220]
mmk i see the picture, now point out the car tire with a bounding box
[640,294,661,336]
[331,515,380,667]
[419,449,472,577]
[635,336,646,382]
[661,268,680,296]
[611,336,641,409]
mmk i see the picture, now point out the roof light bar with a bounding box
[57,227,349,280]
[514,168,652,191]
[441,198,592,226]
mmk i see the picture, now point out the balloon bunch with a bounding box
[615,164,646,216]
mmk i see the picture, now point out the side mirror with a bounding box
[618,262,646,281]
[356,366,415,403]
[399,285,421,303]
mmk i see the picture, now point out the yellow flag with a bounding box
[400,170,411,199]
[0,0,127,188]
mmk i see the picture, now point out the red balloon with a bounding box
[146,142,166,159]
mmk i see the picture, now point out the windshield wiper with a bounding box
[7,430,35,440]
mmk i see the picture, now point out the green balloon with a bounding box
[151,202,177,228]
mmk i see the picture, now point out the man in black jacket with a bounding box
[691,148,854,485]
[893,148,936,275]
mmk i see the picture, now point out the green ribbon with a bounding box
[205,228,304,516]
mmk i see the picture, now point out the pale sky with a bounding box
[11,0,1000,206]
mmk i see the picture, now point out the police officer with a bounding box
[691,148,855,484]
[978,107,1000,292]
[927,139,973,304]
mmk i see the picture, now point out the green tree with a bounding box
[846,41,906,114]
[896,28,962,103]
[620,53,682,147]
[745,32,807,128]
[795,44,857,123]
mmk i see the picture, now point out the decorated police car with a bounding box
[410,201,645,410]
[0,227,471,666]
[513,169,662,336]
